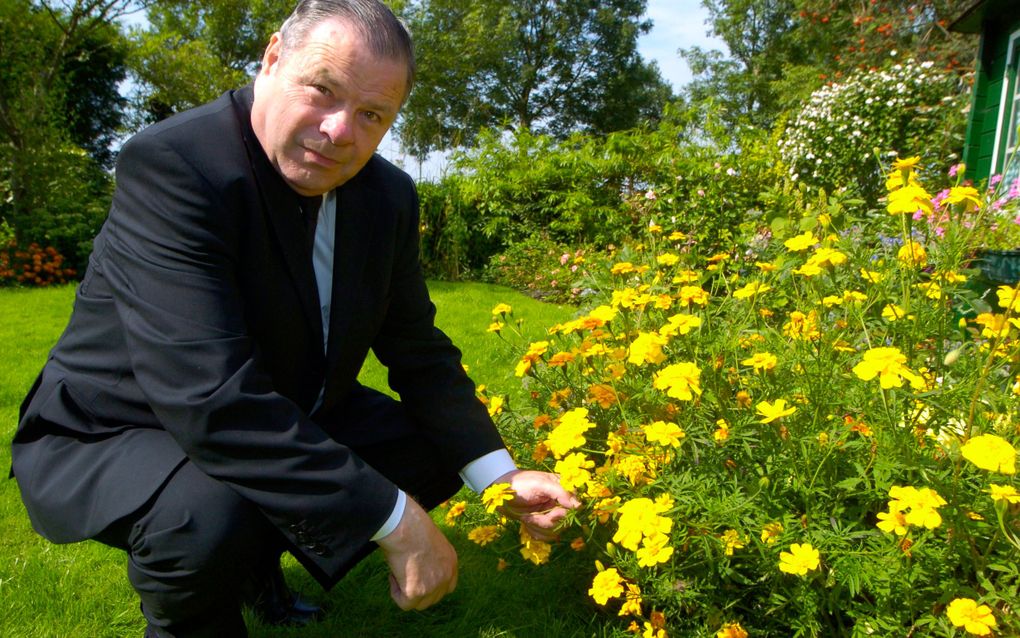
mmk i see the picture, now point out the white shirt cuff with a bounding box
[458,449,517,493]
[370,488,407,541]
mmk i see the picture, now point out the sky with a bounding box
[378,0,726,179]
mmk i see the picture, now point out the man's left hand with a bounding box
[492,470,580,541]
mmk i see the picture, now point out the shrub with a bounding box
[0,242,77,286]
[482,236,593,305]
[779,60,968,206]
[461,156,1020,637]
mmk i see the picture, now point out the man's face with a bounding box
[251,19,407,195]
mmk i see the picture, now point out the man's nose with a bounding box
[321,109,354,146]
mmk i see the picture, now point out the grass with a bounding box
[1,283,614,637]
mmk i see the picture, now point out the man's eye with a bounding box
[364,111,380,123]
[311,84,331,96]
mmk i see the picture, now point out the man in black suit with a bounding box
[10,1,577,636]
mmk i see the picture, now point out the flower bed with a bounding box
[461,158,1020,637]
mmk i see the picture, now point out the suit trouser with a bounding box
[95,386,465,638]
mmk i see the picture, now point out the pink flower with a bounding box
[560,253,570,265]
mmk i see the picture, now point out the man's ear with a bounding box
[259,32,284,76]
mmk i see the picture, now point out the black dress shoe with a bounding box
[241,561,324,627]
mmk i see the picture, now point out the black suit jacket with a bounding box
[11,86,505,587]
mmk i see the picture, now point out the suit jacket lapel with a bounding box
[230,87,324,345]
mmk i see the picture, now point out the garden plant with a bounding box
[449,157,1020,637]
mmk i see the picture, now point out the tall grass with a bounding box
[1,284,612,637]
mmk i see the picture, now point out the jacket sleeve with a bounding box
[368,172,508,472]
[101,128,397,587]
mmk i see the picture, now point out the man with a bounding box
[10,1,578,636]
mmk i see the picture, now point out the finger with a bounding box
[390,574,414,611]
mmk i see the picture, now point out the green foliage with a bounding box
[127,0,295,122]
[482,236,593,304]
[779,59,968,205]
[472,157,1020,637]
[0,0,130,280]
[397,0,672,156]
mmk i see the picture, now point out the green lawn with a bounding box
[0,283,618,638]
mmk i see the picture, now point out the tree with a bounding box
[679,0,976,134]
[0,0,136,274]
[127,0,295,123]
[396,0,672,156]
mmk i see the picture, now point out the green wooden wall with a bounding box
[962,8,1020,180]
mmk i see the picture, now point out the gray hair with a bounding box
[278,0,415,99]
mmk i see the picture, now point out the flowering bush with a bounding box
[780,60,968,205]
[0,242,76,286]
[457,156,1020,637]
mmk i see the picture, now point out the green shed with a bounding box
[953,0,1020,183]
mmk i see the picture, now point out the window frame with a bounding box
[991,28,1020,180]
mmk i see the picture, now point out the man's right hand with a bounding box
[375,497,458,611]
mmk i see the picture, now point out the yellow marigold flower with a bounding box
[778,542,820,576]
[945,185,982,212]
[653,361,702,401]
[761,521,783,544]
[809,247,847,268]
[515,340,550,377]
[757,398,797,424]
[782,310,820,340]
[629,332,668,365]
[714,419,731,442]
[885,485,947,529]
[491,303,512,316]
[784,230,818,252]
[961,434,1017,474]
[793,261,823,277]
[881,303,913,322]
[733,281,772,299]
[668,230,686,241]
[444,500,467,525]
[594,496,622,524]
[887,184,934,216]
[853,346,925,390]
[660,313,702,337]
[897,240,928,267]
[996,284,1020,313]
[673,268,701,283]
[615,454,649,486]
[756,261,778,272]
[613,497,673,551]
[644,421,685,448]
[519,526,551,565]
[717,622,748,638]
[547,352,576,367]
[481,482,514,513]
[735,390,752,408]
[876,509,909,535]
[588,566,625,605]
[643,622,668,638]
[720,529,745,556]
[916,281,942,300]
[487,321,503,333]
[587,383,619,409]
[975,312,1011,339]
[677,285,710,307]
[588,304,618,324]
[989,483,1020,504]
[611,262,636,275]
[742,351,778,372]
[657,253,680,266]
[618,583,643,617]
[467,525,502,546]
[707,252,730,263]
[860,268,884,284]
[936,270,968,284]
[546,407,595,458]
[636,532,674,567]
[892,155,921,171]
[946,597,997,636]
[486,395,505,417]
[555,452,594,492]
